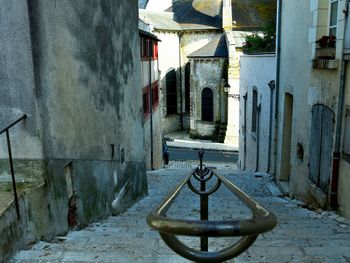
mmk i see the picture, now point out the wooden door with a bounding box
[309,104,334,193]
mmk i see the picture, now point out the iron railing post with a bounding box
[6,130,20,220]
[198,151,208,251]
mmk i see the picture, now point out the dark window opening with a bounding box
[143,90,149,116]
[252,89,258,132]
[202,88,214,122]
[166,69,177,115]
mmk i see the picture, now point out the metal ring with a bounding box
[193,170,213,182]
[187,178,221,196]
[160,233,258,263]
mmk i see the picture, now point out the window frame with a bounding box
[329,0,339,37]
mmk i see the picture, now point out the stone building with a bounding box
[0,1,147,260]
[139,0,276,145]
[273,0,350,219]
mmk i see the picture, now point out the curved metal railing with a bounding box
[147,151,277,263]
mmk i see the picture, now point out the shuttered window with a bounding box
[202,88,214,122]
[309,104,335,193]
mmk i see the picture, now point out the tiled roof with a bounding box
[231,0,277,30]
[167,0,223,30]
[139,10,182,31]
[166,0,276,31]
[187,34,228,58]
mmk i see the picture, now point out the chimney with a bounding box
[222,0,233,30]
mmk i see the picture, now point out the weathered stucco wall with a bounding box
[277,0,347,212]
[0,0,147,260]
[239,54,276,172]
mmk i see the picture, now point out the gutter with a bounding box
[330,0,350,208]
[267,81,275,173]
[148,39,154,170]
[273,0,283,177]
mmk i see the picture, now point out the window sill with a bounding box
[312,59,339,69]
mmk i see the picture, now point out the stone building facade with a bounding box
[140,0,276,144]
[0,1,147,260]
[274,0,350,219]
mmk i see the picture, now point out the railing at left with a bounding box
[0,114,27,219]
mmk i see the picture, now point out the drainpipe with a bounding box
[256,103,261,172]
[179,32,184,130]
[330,1,349,208]
[148,39,154,170]
[267,81,275,172]
[273,0,283,177]
[243,93,248,170]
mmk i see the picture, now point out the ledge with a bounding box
[312,59,339,69]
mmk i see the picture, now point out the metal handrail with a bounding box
[147,152,277,263]
[0,114,27,219]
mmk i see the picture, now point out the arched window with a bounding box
[202,88,214,122]
[166,69,177,115]
[185,63,190,113]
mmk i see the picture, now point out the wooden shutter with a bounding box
[309,105,334,193]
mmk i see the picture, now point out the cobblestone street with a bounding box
[10,165,350,263]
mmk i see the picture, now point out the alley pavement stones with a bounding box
[9,167,350,263]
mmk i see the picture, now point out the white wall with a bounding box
[239,54,276,172]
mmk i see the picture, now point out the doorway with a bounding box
[280,93,293,181]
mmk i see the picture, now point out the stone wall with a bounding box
[0,0,147,259]
[189,58,226,139]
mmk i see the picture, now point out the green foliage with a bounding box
[243,22,276,54]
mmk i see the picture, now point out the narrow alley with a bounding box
[10,164,350,263]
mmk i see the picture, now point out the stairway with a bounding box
[9,168,350,263]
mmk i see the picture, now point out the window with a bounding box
[166,69,177,115]
[153,42,158,60]
[152,84,159,108]
[202,88,214,122]
[251,89,258,132]
[143,88,149,117]
[329,0,338,36]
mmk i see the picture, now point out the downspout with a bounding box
[273,0,283,177]
[148,39,154,170]
[267,81,276,172]
[243,93,247,170]
[330,1,349,208]
[179,32,184,130]
[256,103,261,172]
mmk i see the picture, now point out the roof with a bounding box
[229,30,262,48]
[166,0,223,30]
[187,34,228,58]
[139,10,182,31]
[231,0,277,30]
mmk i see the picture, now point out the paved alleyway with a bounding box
[10,166,350,263]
